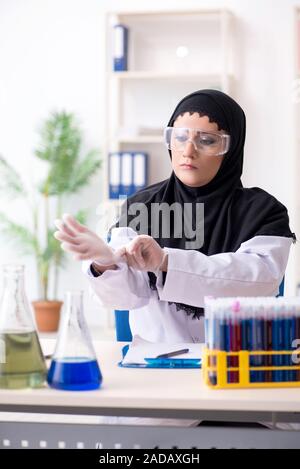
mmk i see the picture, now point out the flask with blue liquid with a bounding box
[47,290,102,391]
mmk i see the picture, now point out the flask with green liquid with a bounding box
[0,264,47,389]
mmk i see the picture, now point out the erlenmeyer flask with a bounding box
[47,290,102,390]
[0,264,47,389]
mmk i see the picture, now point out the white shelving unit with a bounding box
[98,9,237,335]
[103,8,237,207]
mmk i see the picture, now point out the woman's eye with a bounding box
[175,135,188,142]
[199,138,215,145]
[198,137,217,146]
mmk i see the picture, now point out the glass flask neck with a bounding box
[53,290,97,361]
[65,290,84,326]
[0,264,35,332]
[3,264,25,290]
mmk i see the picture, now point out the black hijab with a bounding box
[115,89,296,318]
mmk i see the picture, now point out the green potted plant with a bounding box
[0,111,101,331]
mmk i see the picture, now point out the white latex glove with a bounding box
[54,214,125,265]
[124,235,168,273]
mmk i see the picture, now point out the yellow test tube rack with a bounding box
[203,348,300,389]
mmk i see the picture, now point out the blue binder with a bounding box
[120,152,134,197]
[109,152,121,199]
[113,24,128,72]
[133,152,148,193]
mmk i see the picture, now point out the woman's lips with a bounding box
[180,164,197,170]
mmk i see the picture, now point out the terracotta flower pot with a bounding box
[32,300,63,332]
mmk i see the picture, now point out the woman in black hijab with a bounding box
[55,89,296,341]
[116,89,296,317]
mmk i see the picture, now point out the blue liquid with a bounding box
[47,357,102,391]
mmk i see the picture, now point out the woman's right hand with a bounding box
[54,214,125,265]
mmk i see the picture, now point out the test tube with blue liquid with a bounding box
[47,290,102,391]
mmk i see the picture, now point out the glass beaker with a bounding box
[47,290,102,391]
[0,264,47,389]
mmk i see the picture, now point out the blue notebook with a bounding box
[118,344,202,369]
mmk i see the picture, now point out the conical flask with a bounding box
[0,264,47,389]
[47,290,102,390]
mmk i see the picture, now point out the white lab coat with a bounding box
[83,227,292,344]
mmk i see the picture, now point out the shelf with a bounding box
[116,136,164,144]
[110,9,232,20]
[111,71,230,82]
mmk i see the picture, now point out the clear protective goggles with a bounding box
[163,127,231,156]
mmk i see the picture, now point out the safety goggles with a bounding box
[163,127,231,156]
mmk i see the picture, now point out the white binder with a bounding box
[120,152,133,196]
[109,153,121,199]
[133,152,148,192]
[113,24,128,71]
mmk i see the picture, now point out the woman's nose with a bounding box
[183,140,198,158]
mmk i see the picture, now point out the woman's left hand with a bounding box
[124,235,167,273]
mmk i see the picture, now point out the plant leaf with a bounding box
[35,111,101,196]
[35,111,81,164]
[66,150,101,194]
[0,212,38,256]
[0,156,27,199]
[74,208,88,226]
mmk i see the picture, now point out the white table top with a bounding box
[0,340,300,414]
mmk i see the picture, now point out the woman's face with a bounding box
[171,112,227,188]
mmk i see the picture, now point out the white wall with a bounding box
[0,0,299,327]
